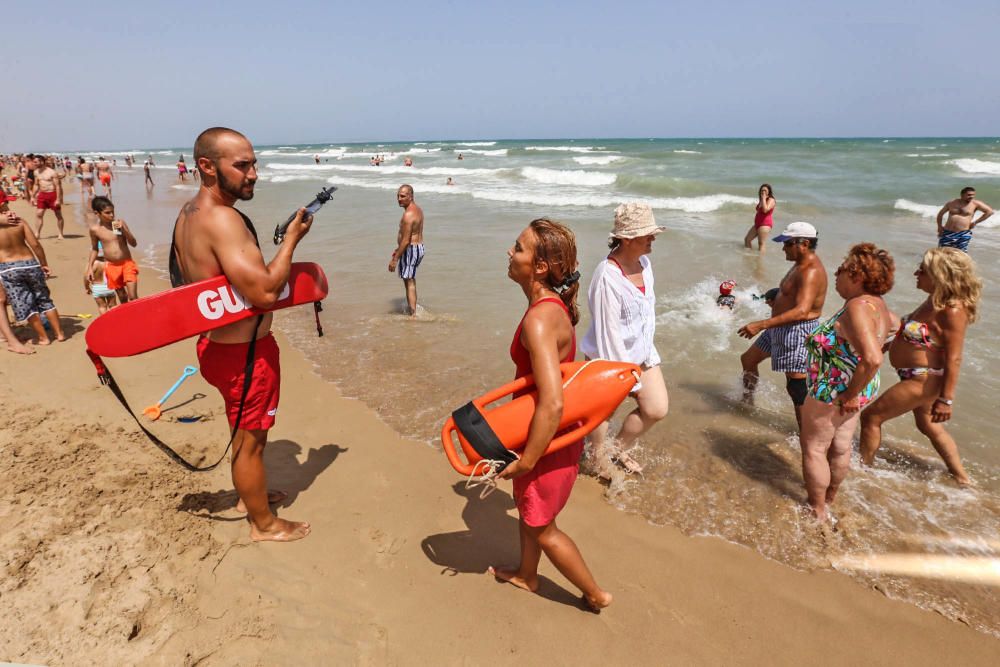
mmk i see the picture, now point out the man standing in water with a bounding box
[936,187,993,253]
[170,127,312,542]
[143,158,154,187]
[95,157,114,198]
[388,184,425,316]
[32,156,66,239]
[738,222,827,429]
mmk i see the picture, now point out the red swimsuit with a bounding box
[509,297,583,527]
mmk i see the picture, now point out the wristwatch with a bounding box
[935,397,954,406]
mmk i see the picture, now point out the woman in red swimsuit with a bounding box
[488,218,613,612]
[744,183,775,253]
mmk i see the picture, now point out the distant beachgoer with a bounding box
[738,222,827,429]
[147,154,155,166]
[77,157,96,202]
[800,243,894,522]
[95,157,114,197]
[744,183,775,253]
[0,196,64,344]
[488,217,612,613]
[446,177,454,186]
[314,154,320,164]
[177,156,188,181]
[740,287,780,403]
[457,153,464,160]
[32,156,65,239]
[143,159,154,186]
[171,126,313,542]
[388,184,425,316]
[717,280,737,310]
[87,196,139,302]
[860,248,982,486]
[936,187,993,252]
[404,157,413,167]
[85,254,117,314]
[580,203,668,475]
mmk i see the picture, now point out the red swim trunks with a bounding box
[196,333,281,431]
[99,173,112,186]
[104,258,138,289]
[35,191,60,210]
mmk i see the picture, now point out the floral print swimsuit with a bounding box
[805,303,881,407]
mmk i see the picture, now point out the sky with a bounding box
[3,0,998,151]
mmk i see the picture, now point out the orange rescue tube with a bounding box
[440,360,642,476]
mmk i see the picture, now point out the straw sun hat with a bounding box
[610,202,666,239]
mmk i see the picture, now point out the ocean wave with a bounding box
[525,146,596,153]
[672,149,702,154]
[453,141,497,147]
[894,199,939,218]
[949,159,1000,176]
[573,155,624,166]
[323,175,751,212]
[453,148,508,156]
[268,174,322,183]
[267,162,500,177]
[402,147,442,154]
[521,167,616,186]
[904,153,950,157]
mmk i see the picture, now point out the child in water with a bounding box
[717,280,737,309]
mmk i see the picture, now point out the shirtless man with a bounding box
[78,157,96,202]
[738,222,827,429]
[143,159,154,187]
[171,127,312,542]
[95,157,114,197]
[388,184,425,316]
[33,156,65,239]
[936,187,993,253]
[86,196,139,302]
[0,197,64,345]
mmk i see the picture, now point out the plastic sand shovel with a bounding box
[144,366,198,421]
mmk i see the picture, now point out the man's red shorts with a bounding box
[35,191,60,210]
[104,258,138,289]
[197,333,281,431]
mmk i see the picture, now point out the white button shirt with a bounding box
[580,255,661,368]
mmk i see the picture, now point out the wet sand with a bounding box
[1,199,998,665]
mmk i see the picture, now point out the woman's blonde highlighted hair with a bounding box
[922,247,982,323]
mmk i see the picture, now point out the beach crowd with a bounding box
[0,133,991,612]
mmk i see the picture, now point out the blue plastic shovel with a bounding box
[144,366,199,421]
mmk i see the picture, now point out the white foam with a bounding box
[521,167,616,187]
[949,159,1000,176]
[454,141,497,146]
[904,153,949,157]
[267,162,500,177]
[453,148,508,156]
[525,146,596,153]
[672,149,702,154]
[573,155,624,166]
[268,174,322,183]
[894,199,939,218]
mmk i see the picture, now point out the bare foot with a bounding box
[954,474,972,487]
[36,337,52,346]
[612,451,643,475]
[5,340,34,354]
[582,590,613,613]
[250,517,310,542]
[56,334,66,342]
[236,490,287,514]
[487,566,538,593]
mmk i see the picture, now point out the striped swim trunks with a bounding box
[938,229,973,253]
[753,318,820,374]
[397,243,425,280]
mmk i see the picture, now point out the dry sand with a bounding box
[1,200,998,665]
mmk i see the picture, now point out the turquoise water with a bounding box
[78,137,1000,636]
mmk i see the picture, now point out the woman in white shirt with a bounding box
[580,203,669,474]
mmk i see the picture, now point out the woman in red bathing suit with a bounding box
[487,218,613,612]
[744,183,775,253]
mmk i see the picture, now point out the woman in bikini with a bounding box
[488,218,612,612]
[799,243,895,522]
[860,247,982,485]
[744,183,775,253]
[580,202,669,476]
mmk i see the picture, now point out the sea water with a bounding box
[81,137,1000,635]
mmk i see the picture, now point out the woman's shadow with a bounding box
[177,439,345,520]
[420,482,584,609]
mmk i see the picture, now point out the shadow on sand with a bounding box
[177,440,345,521]
[420,482,585,610]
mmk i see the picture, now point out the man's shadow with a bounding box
[177,440,345,520]
[420,482,584,609]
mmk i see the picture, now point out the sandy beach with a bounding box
[2,198,999,665]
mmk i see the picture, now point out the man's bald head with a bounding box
[193,127,251,163]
